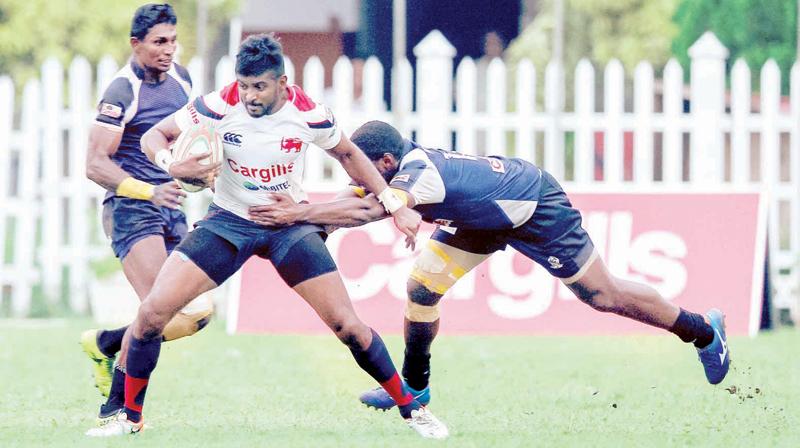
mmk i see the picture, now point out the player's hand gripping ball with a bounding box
[170,123,223,192]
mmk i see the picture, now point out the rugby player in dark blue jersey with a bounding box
[249,120,731,411]
[80,3,218,428]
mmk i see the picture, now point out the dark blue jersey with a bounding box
[94,60,192,191]
[389,143,543,230]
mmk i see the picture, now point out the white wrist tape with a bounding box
[155,149,175,173]
[377,187,404,214]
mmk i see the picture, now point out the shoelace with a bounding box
[413,410,435,425]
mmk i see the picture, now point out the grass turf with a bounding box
[0,319,797,447]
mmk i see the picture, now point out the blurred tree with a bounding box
[672,0,797,93]
[0,0,238,86]
[504,0,679,110]
[506,0,679,74]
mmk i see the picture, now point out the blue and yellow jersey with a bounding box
[94,60,192,191]
[389,141,542,230]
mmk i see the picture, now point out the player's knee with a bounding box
[332,318,370,350]
[406,283,442,323]
[408,282,443,306]
[162,308,214,341]
[136,299,172,340]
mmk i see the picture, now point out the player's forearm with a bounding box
[299,198,387,227]
[336,147,390,198]
[140,126,170,164]
[86,151,137,191]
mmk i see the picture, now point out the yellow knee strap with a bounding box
[162,308,213,341]
[410,240,469,295]
[405,301,440,323]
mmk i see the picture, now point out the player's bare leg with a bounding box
[83,235,212,424]
[566,254,730,384]
[292,271,448,439]
[566,255,681,328]
[360,240,490,411]
[81,236,166,406]
[86,252,217,437]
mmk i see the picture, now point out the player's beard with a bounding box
[245,103,265,117]
[381,167,399,182]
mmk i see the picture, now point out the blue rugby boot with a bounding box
[697,309,730,385]
[359,383,431,411]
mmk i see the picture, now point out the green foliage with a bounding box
[0,320,798,446]
[0,0,239,86]
[672,0,797,92]
[507,0,680,74]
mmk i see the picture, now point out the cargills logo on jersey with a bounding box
[228,159,294,183]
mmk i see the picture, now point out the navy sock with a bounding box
[97,326,128,358]
[124,335,162,423]
[670,308,714,348]
[349,329,416,415]
[103,365,126,410]
[349,329,398,383]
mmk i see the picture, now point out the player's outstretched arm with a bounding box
[325,133,421,248]
[249,192,388,227]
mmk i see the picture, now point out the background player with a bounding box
[86,34,447,439]
[81,3,217,426]
[248,120,731,410]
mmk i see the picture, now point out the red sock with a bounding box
[381,373,413,406]
[124,375,149,422]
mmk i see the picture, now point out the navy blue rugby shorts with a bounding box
[103,196,188,260]
[174,203,336,286]
[431,170,596,282]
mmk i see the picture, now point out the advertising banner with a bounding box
[229,192,766,336]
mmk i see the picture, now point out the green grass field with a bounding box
[1,319,798,447]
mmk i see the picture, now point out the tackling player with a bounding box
[81,3,217,427]
[86,34,448,439]
[248,120,731,411]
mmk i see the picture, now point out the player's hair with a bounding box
[236,33,285,78]
[130,4,177,40]
[351,121,405,161]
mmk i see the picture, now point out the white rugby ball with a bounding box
[171,123,224,192]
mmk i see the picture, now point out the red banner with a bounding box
[230,192,766,336]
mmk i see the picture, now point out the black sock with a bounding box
[102,365,126,411]
[402,351,431,392]
[96,326,128,358]
[670,308,714,348]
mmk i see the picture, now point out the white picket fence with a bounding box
[1,30,798,318]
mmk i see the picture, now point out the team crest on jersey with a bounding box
[99,103,122,118]
[392,174,411,183]
[280,137,303,153]
[488,158,506,173]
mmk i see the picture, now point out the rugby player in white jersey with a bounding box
[85,34,448,439]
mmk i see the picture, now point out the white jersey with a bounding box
[174,82,342,219]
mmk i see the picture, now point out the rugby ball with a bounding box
[171,123,224,192]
